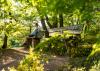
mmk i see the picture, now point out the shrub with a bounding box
[35,35,68,55]
[35,34,92,57]
[89,60,100,71]
[69,46,92,57]
[84,44,100,71]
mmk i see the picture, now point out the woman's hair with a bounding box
[35,23,38,27]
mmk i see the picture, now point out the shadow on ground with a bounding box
[0,48,29,71]
[0,48,99,71]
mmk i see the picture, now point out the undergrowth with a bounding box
[35,34,92,57]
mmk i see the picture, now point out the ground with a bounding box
[0,48,86,71]
[0,48,28,71]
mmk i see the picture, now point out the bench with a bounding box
[23,25,83,48]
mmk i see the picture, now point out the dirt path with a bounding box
[0,48,29,71]
[46,56,87,71]
[0,48,86,71]
[44,55,70,71]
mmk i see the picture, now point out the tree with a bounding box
[0,0,12,49]
[0,0,34,48]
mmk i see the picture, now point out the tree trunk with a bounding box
[53,15,58,28]
[82,20,89,39]
[40,17,49,38]
[29,25,32,33]
[59,13,63,27]
[2,34,7,49]
[45,15,53,28]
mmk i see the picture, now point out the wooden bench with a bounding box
[48,25,82,38]
[23,37,40,48]
[23,25,83,48]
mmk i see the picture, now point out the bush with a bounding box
[84,45,100,71]
[70,46,92,57]
[84,24,100,44]
[35,36,67,55]
[35,34,92,57]
[89,60,100,71]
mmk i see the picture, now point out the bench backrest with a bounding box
[48,25,83,35]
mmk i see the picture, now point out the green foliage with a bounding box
[89,60,100,71]
[35,34,92,56]
[83,47,100,70]
[0,38,3,48]
[82,38,100,70]
[73,47,92,57]
[0,0,99,70]
[0,21,31,48]
[0,0,99,48]
[35,35,67,55]
[83,24,100,44]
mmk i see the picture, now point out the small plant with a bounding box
[84,43,100,71]
[89,60,100,71]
